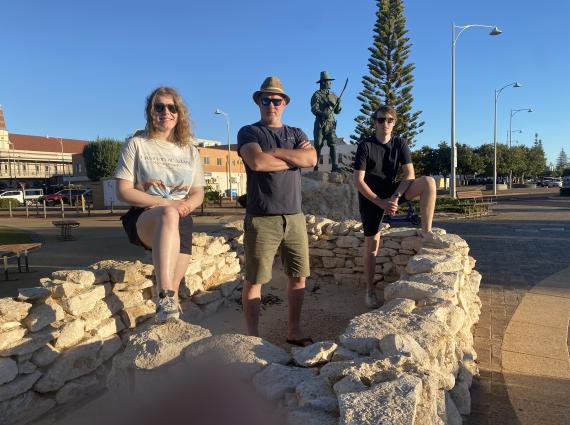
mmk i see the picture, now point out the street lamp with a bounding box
[214,109,233,200]
[47,136,66,187]
[7,141,14,184]
[451,23,502,198]
[507,108,532,188]
[493,82,522,194]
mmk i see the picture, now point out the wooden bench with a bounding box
[0,243,42,280]
[52,220,80,241]
[456,190,497,217]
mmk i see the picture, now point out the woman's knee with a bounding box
[421,176,436,193]
[159,206,180,226]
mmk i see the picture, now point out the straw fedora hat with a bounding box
[252,76,290,105]
[316,71,335,83]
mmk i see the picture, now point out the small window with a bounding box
[203,156,210,165]
[216,158,222,166]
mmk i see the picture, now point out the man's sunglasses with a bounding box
[154,103,178,114]
[376,116,395,124]
[261,97,283,107]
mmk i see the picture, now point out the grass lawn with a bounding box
[0,226,33,244]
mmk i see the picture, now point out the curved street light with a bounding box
[214,109,233,200]
[451,23,502,198]
[508,108,533,187]
[493,82,522,194]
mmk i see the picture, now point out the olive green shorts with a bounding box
[243,213,310,284]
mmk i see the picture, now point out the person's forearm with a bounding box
[117,186,170,208]
[354,178,382,205]
[246,151,291,172]
[182,187,204,212]
[271,148,317,168]
[394,176,415,197]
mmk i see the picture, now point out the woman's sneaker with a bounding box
[155,290,181,323]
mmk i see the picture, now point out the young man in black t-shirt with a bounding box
[353,105,441,308]
[237,76,317,346]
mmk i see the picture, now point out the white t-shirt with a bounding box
[114,135,205,200]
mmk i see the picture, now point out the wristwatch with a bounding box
[393,192,402,199]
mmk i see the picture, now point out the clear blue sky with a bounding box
[1,0,568,164]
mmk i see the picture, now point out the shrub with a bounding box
[204,189,222,204]
[0,199,19,209]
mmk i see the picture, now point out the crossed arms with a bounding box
[240,141,317,172]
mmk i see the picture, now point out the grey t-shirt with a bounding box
[237,122,308,215]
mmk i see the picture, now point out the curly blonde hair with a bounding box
[145,86,194,146]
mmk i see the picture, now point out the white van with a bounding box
[0,189,44,206]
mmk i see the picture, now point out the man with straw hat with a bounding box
[311,71,342,172]
[237,76,317,346]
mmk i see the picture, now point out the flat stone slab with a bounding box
[253,363,317,400]
[292,341,337,367]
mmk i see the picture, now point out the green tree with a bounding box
[527,140,547,177]
[82,138,123,181]
[352,0,424,147]
[457,143,484,176]
[556,148,568,173]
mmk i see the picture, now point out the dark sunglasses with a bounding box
[376,116,395,124]
[261,97,283,107]
[154,103,178,114]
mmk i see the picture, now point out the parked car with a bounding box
[0,189,44,206]
[538,177,559,187]
[546,178,562,188]
[40,189,91,206]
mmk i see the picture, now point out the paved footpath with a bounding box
[436,193,570,424]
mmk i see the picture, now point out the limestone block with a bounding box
[378,333,430,365]
[192,232,209,247]
[31,344,60,367]
[287,408,338,425]
[34,339,104,393]
[401,236,422,251]
[61,284,111,316]
[185,259,202,275]
[113,279,153,291]
[192,290,222,305]
[405,252,463,275]
[378,247,398,257]
[0,358,17,385]
[331,347,360,362]
[47,280,88,299]
[0,370,42,402]
[184,334,290,379]
[113,320,211,371]
[120,302,156,328]
[319,360,359,386]
[385,272,462,305]
[0,299,32,323]
[0,391,55,425]
[0,327,27,352]
[52,270,96,285]
[98,334,123,362]
[333,247,349,255]
[252,363,317,400]
[22,303,65,332]
[91,315,125,339]
[338,375,422,425]
[296,376,338,414]
[382,239,401,249]
[107,264,142,283]
[0,327,56,357]
[333,374,367,395]
[383,262,396,275]
[322,257,346,269]
[312,239,337,250]
[55,372,101,405]
[292,341,337,367]
[393,254,412,266]
[375,256,391,264]
[199,265,217,281]
[383,228,419,238]
[110,289,145,309]
[82,295,124,331]
[16,287,52,302]
[336,235,361,249]
[309,248,334,257]
[206,240,230,256]
[18,361,36,374]
[179,274,204,298]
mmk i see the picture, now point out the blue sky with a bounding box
[1,0,568,164]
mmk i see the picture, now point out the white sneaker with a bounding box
[365,291,379,309]
[155,291,182,323]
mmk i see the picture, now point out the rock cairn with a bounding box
[0,230,243,425]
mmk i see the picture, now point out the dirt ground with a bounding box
[193,263,374,350]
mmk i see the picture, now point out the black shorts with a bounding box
[359,181,408,237]
[120,207,193,254]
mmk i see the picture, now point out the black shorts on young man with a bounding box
[358,181,409,237]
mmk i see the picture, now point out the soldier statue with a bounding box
[311,71,343,172]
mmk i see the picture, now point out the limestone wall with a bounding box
[0,230,243,425]
[0,215,481,425]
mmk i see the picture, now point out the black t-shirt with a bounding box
[353,135,412,197]
[237,122,308,215]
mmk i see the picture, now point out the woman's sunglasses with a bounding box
[154,103,178,114]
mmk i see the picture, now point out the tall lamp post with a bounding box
[7,141,14,184]
[214,109,233,200]
[47,136,66,187]
[493,82,521,195]
[451,23,502,198]
[508,108,532,188]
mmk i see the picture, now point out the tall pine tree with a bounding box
[352,0,424,146]
[556,148,568,173]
